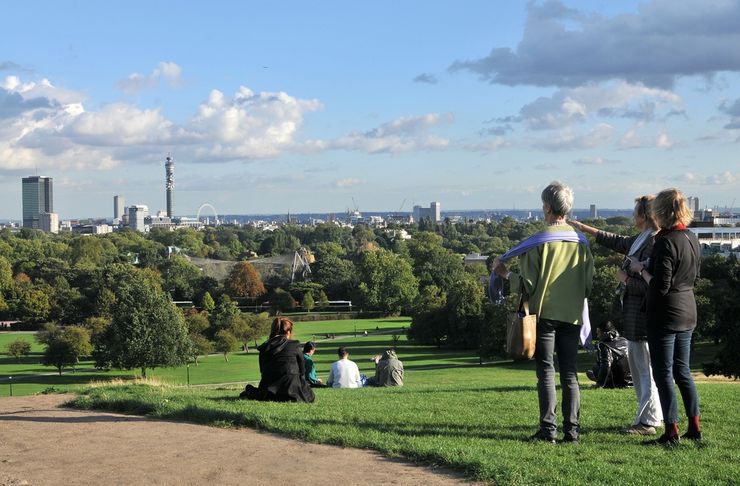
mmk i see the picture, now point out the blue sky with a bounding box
[2,0,740,219]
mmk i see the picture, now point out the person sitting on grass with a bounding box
[303,341,326,388]
[326,347,363,388]
[240,317,315,402]
[587,321,633,389]
[366,349,404,387]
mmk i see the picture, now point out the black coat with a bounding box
[647,229,700,332]
[254,336,315,403]
[596,231,653,341]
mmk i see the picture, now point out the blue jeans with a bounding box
[535,319,581,439]
[647,328,700,424]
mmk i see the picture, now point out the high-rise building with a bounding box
[22,176,54,229]
[165,155,174,218]
[39,212,59,233]
[589,204,598,219]
[114,195,125,221]
[413,202,442,222]
[688,196,700,212]
[128,205,149,232]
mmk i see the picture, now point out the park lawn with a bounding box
[0,318,420,396]
[69,368,739,485]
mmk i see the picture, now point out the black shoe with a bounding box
[642,433,679,446]
[681,430,703,441]
[529,431,557,444]
[561,435,579,444]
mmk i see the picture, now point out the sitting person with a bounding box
[326,347,363,388]
[587,321,633,388]
[367,349,404,387]
[240,317,315,402]
[303,341,326,388]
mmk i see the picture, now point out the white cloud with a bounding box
[619,123,675,149]
[572,156,620,166]
[676,171,739,185]
[467,137,509,152]
[118,61,183,94]
[327,113,453,154]
[333,178,362,188]
[508,81,682,131]
[530,123,613,151]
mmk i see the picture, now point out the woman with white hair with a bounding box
[493,181,594,443]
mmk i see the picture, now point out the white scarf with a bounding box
[628,229,655,257]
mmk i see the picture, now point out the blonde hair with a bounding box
[634,195,658,229]
[650,188,693,229]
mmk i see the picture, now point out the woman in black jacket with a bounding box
[630,188,701,445]
[241,317,315,402]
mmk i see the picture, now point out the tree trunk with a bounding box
[224,353,229,362]
[244,343,250,353]
[141,367,147,378]
[57,365,63,376]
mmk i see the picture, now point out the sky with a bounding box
[1,0,740,219]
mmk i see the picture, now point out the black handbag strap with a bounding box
[517,279,531,316]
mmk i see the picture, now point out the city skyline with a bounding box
[2,1,740,218]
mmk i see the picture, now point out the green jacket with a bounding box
[303,353,320,385]
[511,225,594,325]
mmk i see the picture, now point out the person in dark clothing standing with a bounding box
[630,188,702,445]
[587,321,632,388]
[240,317,315,402]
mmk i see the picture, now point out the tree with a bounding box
[318,290,330,310]
[42,338,77,375]
[303,292,315,312]
[355,248,419,315]
[201,291,216,312]
[161,255,203,301]
[62,326,93,368]
[5,339,31,362]
[93,265,192,377]
[210,295,240,332]
[214,330,238,362]
[189,333,214,365]
[225,261,266,300]
[270,288,296,313]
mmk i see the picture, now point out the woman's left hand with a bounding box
[616,268,628,284]
[628,260,645,274]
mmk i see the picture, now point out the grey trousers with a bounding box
[535,318,581,439]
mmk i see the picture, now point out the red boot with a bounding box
[682,416,702,441]
[643,422,679,446]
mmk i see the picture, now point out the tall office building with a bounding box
[430,201,441,222]
[114,195,125,221]
[413,202,442,222]
[688,196,700,212]
[165,155,174,218]
[589,204,598,219]
[128,205,149,232]
[22,176,54,229]
[40,212,59,233]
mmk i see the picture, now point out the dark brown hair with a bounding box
[634,195,658,229]
[269,316,294,338]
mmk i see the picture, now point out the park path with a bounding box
[0,394,479,486]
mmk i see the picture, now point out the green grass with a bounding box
[69,370,739,485]
[4,320,738,483]
[0,318,416,396]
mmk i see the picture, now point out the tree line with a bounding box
[1,218,739,378]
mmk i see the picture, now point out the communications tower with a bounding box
[165,154,174,218]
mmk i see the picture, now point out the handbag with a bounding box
[506,290,537,360]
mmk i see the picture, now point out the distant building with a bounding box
[39,212,59,233]
[114,195,124,222]
[413,202,442,222]
[687,196,700,212]
[72,224,112,235]
[589,204,598,219]
[22,176,53,229]
[165,155,175,218]
[128,205,149,232]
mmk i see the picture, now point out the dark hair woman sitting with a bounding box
[240,317,315,402]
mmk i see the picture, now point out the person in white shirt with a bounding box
[326,347,362,388]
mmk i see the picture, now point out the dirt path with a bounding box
[0,394,478,486]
